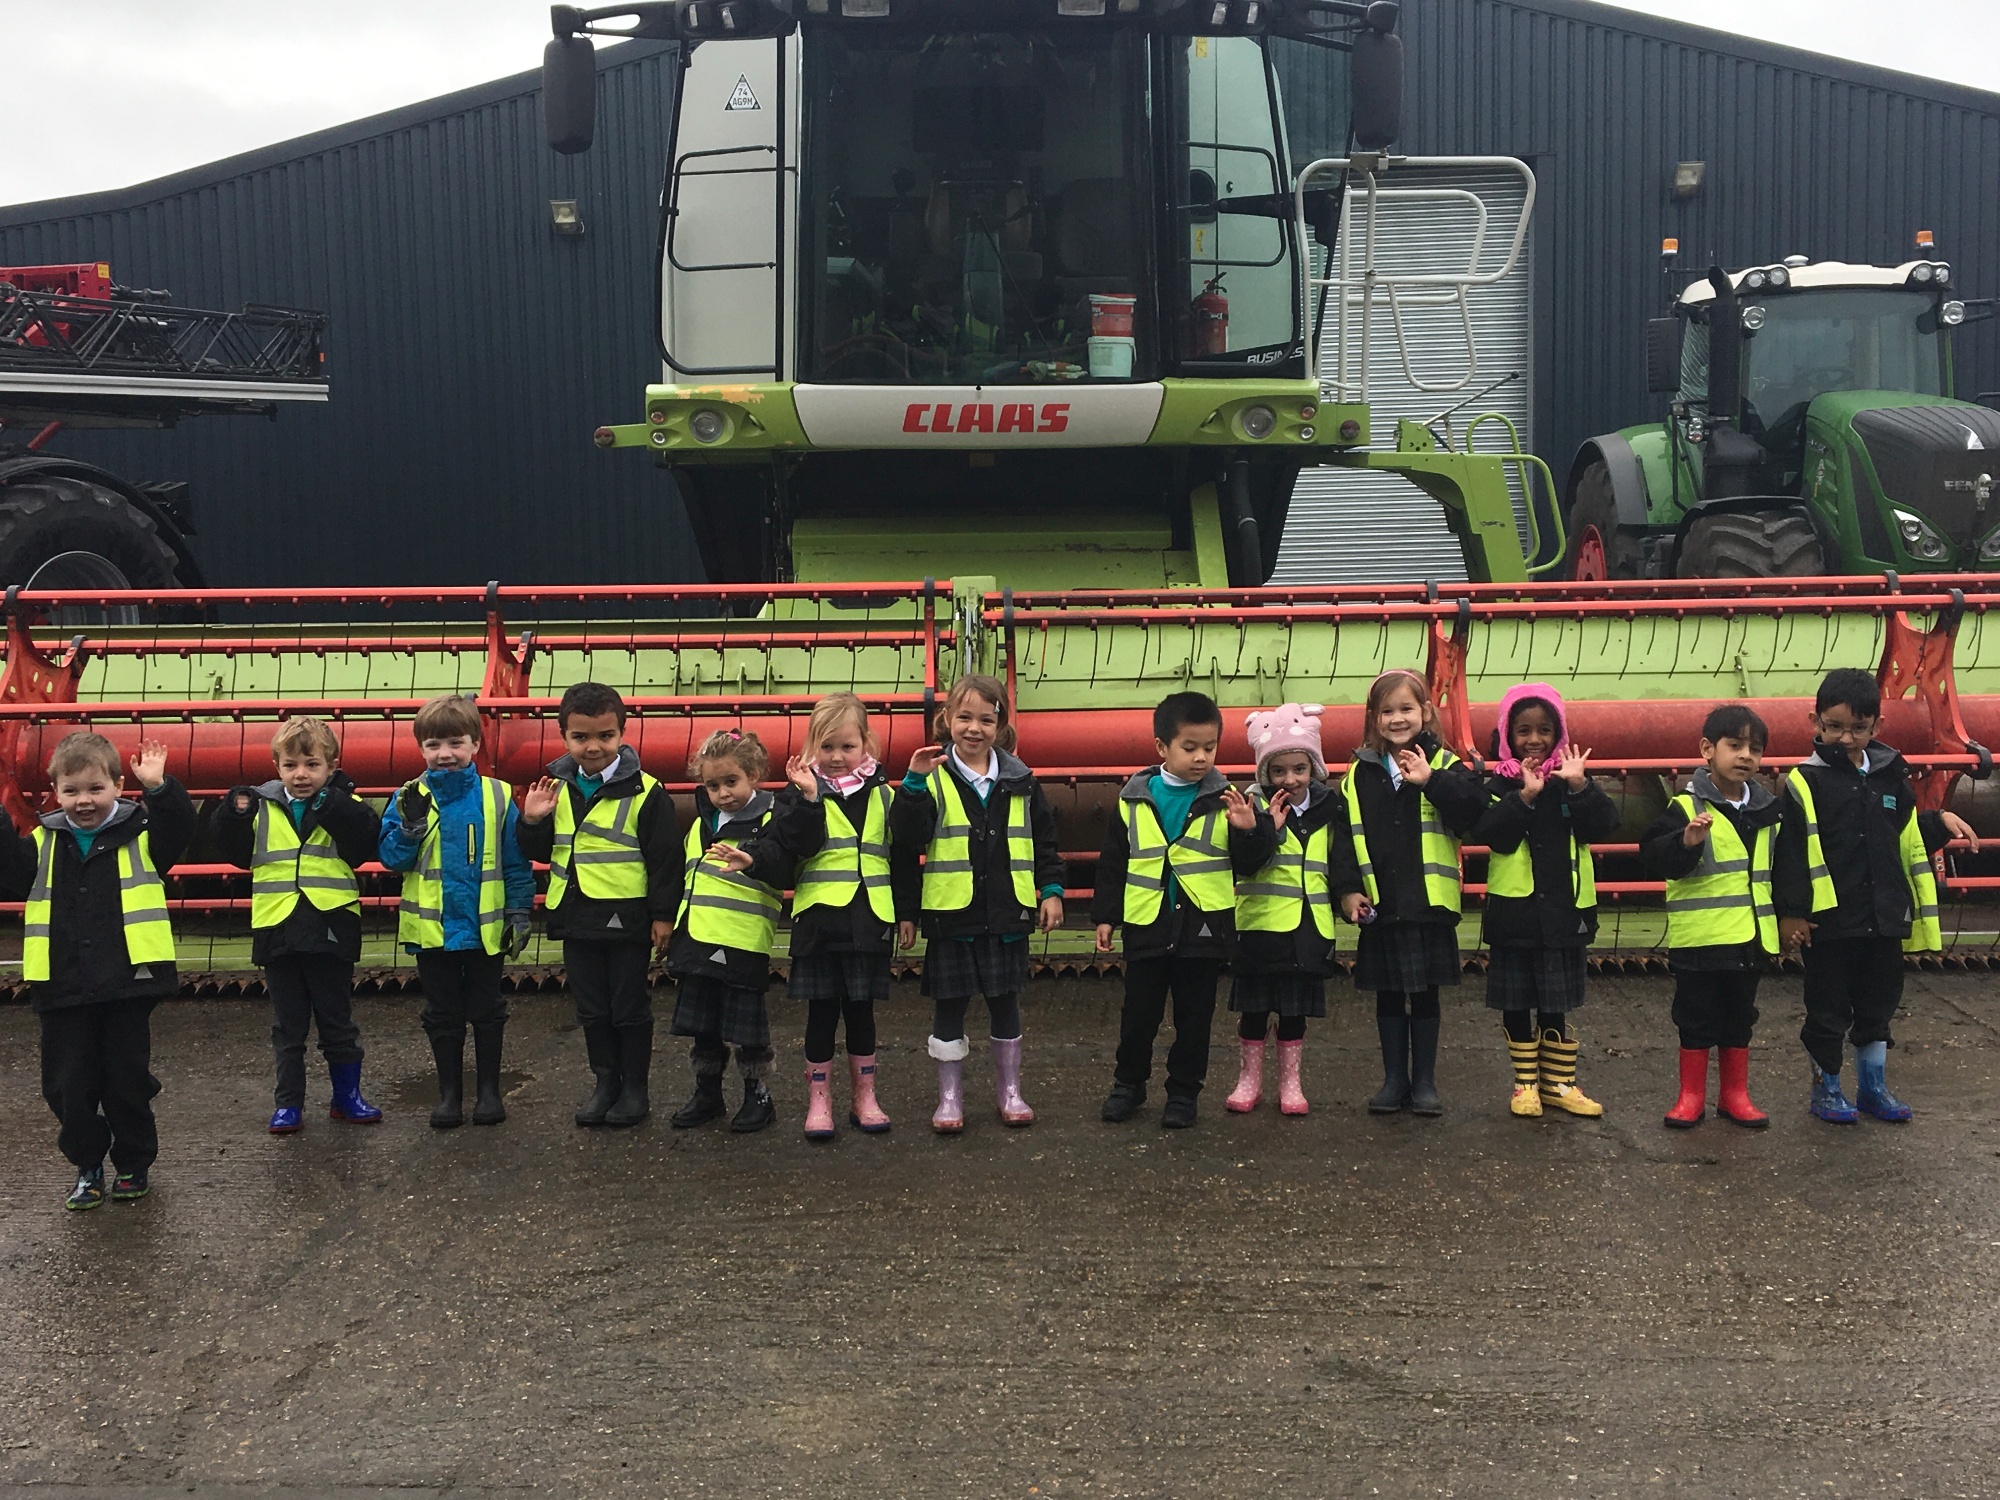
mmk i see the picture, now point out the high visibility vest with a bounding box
[679,804,781,953]
[794,783,895,923]
[1784,767,1941,954]
[1118,794,1236,927]
[1235,791,1334,938]
[1485,797,1598,910]
[920,767,1037,913]
[545,772,657,910]
[1663,792,1778,954]
[23,821,175,982]
[249,789,359,929]
[1339,747,1465,914]
[397,774,511,955]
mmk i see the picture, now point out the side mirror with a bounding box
[1301,186,1341,250]
[1187,168,1218,226]
[543,34,597,155]
[1645,318,1680,394]
[1350,26,1403,152]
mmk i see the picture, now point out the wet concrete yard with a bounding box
[3,972,1999,1497]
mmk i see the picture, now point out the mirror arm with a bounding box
[552,2,679,41]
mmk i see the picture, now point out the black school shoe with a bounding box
[65,1166,105,1212]
[730,1080,776,1134]
[111,1170,150,1202]
[1101,1082,1146,1123]
[1160,1096,1198,1130]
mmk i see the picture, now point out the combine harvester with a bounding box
[1,0,1995,980]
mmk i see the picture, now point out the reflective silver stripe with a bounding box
[1237,883,1300,898]
[686,892,782,917]
[922,858,975,874]
[1172,857,1233,875]
[570,849,641,865]
[578,826,642,851]
[1421,864,1462,882]
[121,866,164,892]
[795,869,852,885]
[819,835,860,852]
[295,875,355,891]
[1664,893,1754,911]
[23,922,49,937]
[1124,871,1165,891]
[401,901,444,921]
[28,830,55,905]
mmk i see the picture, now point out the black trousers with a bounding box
[266,953,361,1108]
[567,940,654,1035]
[1801,935,1905,1074]
[1671,969,1761,1050]
[1114,956,1223,1100]
[40,999,160,1174]
[416,949,507,1039]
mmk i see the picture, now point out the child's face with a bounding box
[1374,686,1426,749]
[1509,704,1559,766]
[1700,732,1764,788]
[812,718,869,777]
[701,758,756,814]
[947,693,1001,765]
[1262,751,1315,799]
[55,763,122,828]
[276,749,333,801]
[1811,703,1875,766]
[562,711,624,776]
[421,733,478,772]
[1157,721,1220,781]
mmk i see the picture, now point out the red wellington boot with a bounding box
[1663,1047,1708,1129]
[1715,1046,1769,1129]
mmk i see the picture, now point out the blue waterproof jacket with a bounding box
[378,765,536,952]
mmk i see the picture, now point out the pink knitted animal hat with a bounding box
[1245,702,1328,781]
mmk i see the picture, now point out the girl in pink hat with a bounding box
[1226,703,1339,1116]
[1472,683,1620,1118]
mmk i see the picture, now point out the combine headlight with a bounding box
[1980,525,2000,563]
[1911,263,1936,283]
[1744,269,1767,291]
[1944,300,1967,326]
[1057,0,1106,12]
[1894,508,1950,561]
[1741,305,1767,331]
[1767,264,1789,287]
[1239,405,1277,440]
[690,409,728,444]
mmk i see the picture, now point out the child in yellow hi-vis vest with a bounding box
[0,732,193,1211]
[893,675,1065,1134]
[1328,670,1491,1118]
[378,695,535,1130]
[1641,704,1786,1131]
[215,717,382,1135]
[1773,668,1977,1125]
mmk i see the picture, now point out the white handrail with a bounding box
[1294,155,1538,404]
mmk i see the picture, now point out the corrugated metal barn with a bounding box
[3,1,1997,587]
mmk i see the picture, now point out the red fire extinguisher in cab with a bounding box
[1192,275,1229,356]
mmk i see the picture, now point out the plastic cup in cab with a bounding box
[1088,335,1135,378]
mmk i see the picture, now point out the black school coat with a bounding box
[1233,782,1342,978]
[1640,769,1786,970]
[1773,740,1951,942]
[1090,766,1278,962]
[1473,772,1621,949]
[0,779,196,1012]
[666,789,778,990]
[213,771,380,965]
[1326,734,1491,927]
[514,745,680,944]
[891,749,1065,940]
[738,770,919,958]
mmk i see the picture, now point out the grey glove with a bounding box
[503,910,534,960]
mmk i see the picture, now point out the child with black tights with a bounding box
[893,675,1064,1132]
[1473,683,1619,1119]
[713,694,913,1140]
[1330,669,1490,1117]
[1642,704,1785,1130]
[1225,702,1339,1117]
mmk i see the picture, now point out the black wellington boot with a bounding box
[1408,1016,1444,1117]
[672,1070,728,1129]
[605,1024,653,1127]
[574,1022,620,1127]
[429,1032,465,1129]
[471,1022,508,1126]
[1367,1015,1412,1114]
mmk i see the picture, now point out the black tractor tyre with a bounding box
[1563,460,1645,580]
[1676,509,1826,579]
[0,474,186,589]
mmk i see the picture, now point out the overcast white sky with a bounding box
[3,0,1997,209]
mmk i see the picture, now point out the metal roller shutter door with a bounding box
[1273,166,1535,585]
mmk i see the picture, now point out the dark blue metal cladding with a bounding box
[0,42,691,587]
[1275,0,2000,488]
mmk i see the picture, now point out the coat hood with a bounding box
[1491,683,1569,780]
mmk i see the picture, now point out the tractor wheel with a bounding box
[1564,461,1643,580]
[1676,509,1826,579]
[0,474,187,624]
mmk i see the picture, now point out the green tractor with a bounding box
[1565,251,1999,579]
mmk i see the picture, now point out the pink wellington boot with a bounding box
[991,1036,1034,1126]
[1276,1038,1309,1117]
[803,1061,836,1141]
[848,1054,892,1133]
[1225,1037,1265,1113]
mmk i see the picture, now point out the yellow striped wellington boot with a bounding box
[1507,1035,1543,1117]
[1538,1028,1604,1117]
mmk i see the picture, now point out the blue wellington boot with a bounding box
[268,1106,303,1134]
[1853,1041,1912,1122]
[1810,1065,1859,1124]
[328,1062,383,1124]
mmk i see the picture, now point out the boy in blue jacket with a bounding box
[378,696,536,1128]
